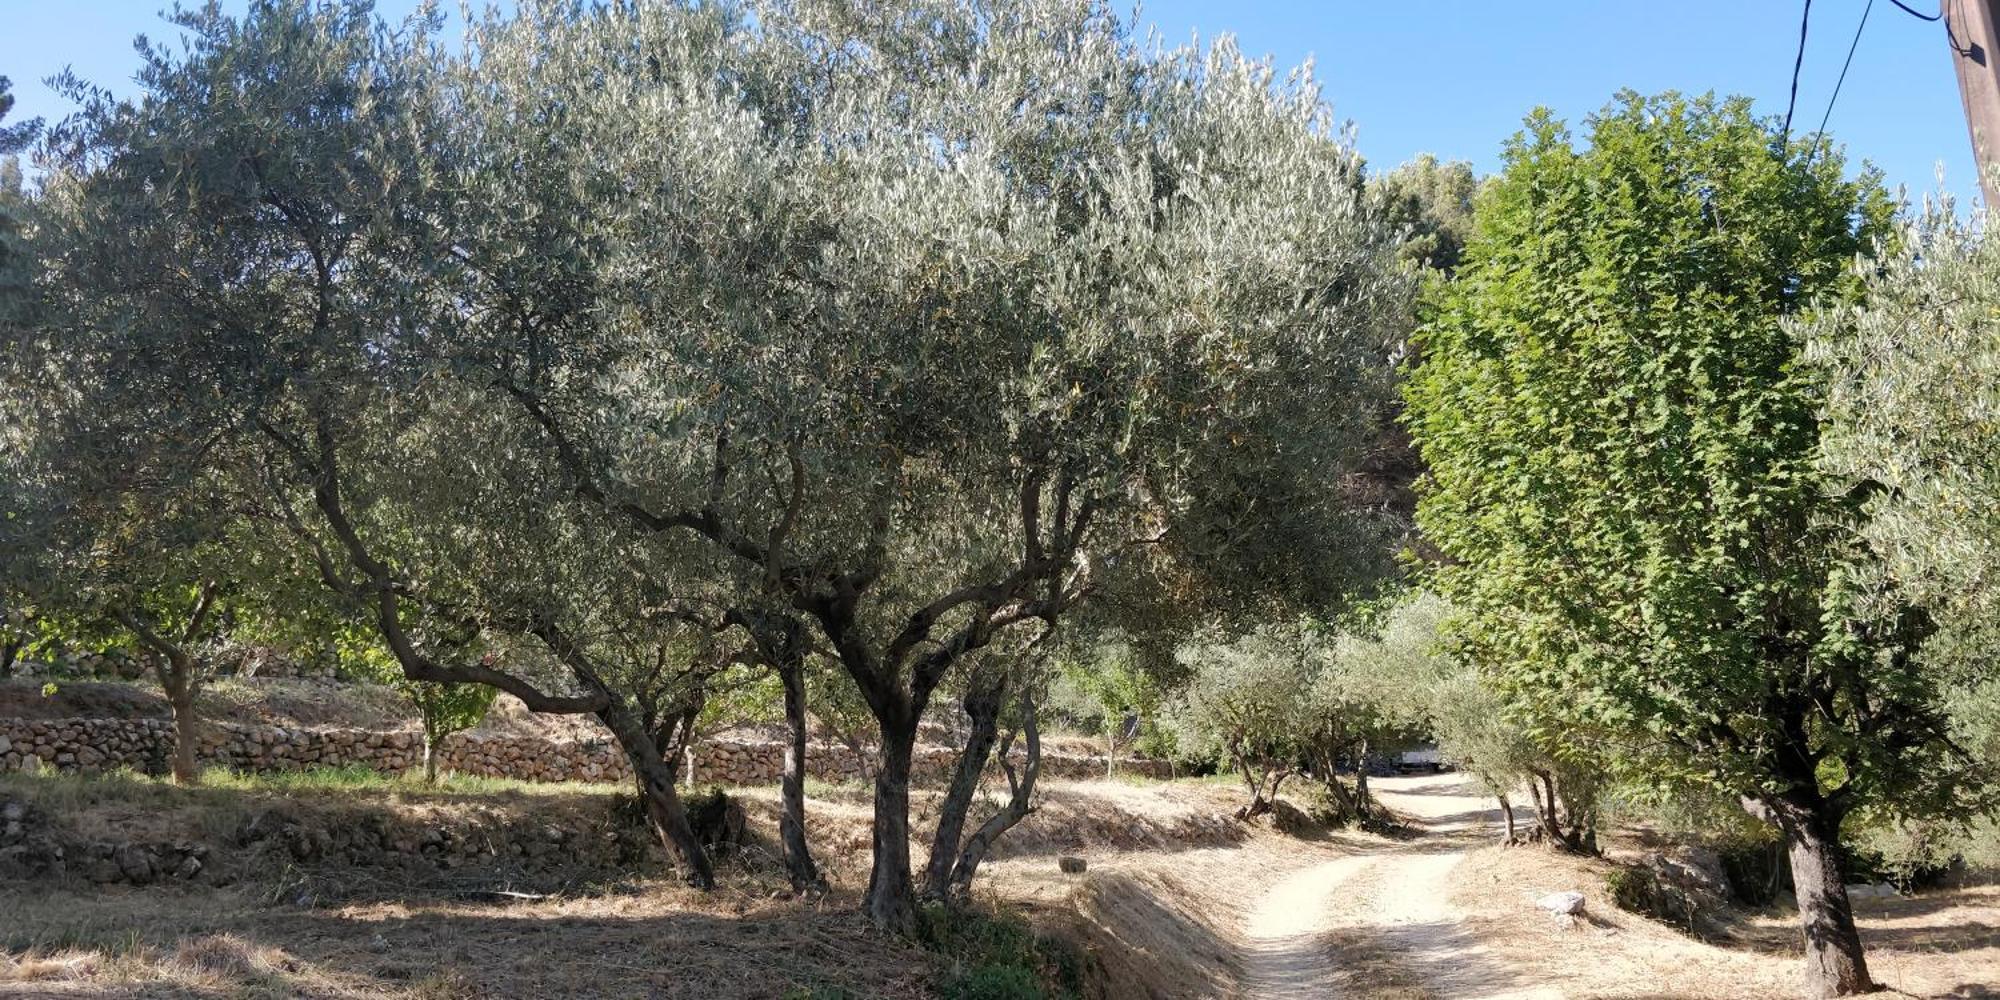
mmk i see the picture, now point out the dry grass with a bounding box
[9,766,1998,999]
[0,880,939,1000]
[1441,835,2000,1000]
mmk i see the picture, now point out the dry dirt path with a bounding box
[1237,773,1563,1000]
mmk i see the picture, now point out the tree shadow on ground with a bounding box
[0,885,939,1000]
[1317,918,1541,999]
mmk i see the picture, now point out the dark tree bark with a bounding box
[1747,791,1874,998]
[1526,766,1594,854]
[923,671,1005,900]
[1497,793,1517,844]
[776,645,823,891]
[596,695,715,889]
[866,714,920,931]
[945,692,1040,900]
[1231,740,1294,821]
[729,608,824,892]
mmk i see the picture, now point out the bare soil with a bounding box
[1219,774,2000,1000]
[3,770,1996,999]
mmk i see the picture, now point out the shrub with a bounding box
[917,904,1083,1000]
[1604,866,1699,933]
[943,965,1043,1000]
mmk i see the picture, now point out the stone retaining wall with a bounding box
[0,717,1170,786]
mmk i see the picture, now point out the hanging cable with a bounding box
[1809,0,1874,160]
[1887,0,1941,20]
[1783,0,1814,143]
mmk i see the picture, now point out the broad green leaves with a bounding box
[1406,91,1970,822]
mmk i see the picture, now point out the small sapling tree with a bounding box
[401,680,497,785]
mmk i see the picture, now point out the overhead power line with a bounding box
[1811,0,1875,158]
[1887,0,1942,21]
[1783,0,1814,143]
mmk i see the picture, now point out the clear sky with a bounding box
[0,1,1976,204]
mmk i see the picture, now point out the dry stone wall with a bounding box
[0,716,1170,785]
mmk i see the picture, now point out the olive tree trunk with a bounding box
[943,693,1040,900]
[778,654,823,891]
[596,698,714,889]
[164,667,201,786]
[866,716,920,931]
[923,673,1004,900]
[114,591,217,788]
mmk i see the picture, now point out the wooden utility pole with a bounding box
[1949,0,2000,208]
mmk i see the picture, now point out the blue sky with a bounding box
[1,1,1975,204]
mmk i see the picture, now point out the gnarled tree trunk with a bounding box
[777,652,823,891]
[923,672,1004,900]
[866,714,920,932]
[596,698,714,889]
[944,692,1040,900]
[1526,766,1593,854]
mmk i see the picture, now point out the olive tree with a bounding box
[11,0,742,884]
[1807,204,2000,661]
[1363,592,1600,848]
[1405,92,1976,998]
[1166,625,1313,819]
[2,263,246,786]
[1804,203,2000,884]
[425,0,1408,930]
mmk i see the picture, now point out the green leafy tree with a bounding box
[1051,635,1172,775]
[1165,625,1314,819]
[1362,592,1600,847]
[420,0,1407,930]
[15,0,1406,928]
[1403,92,1972,998]
[401,680,497,784]
[9,1,729,878]
[1375,153,1479,276]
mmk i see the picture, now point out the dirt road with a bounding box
[1238,773,1563,1000]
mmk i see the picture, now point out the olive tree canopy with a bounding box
[425,0,1412,927]
[15,0,1411,929]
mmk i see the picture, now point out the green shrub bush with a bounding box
[1604,866,1699,932]
[916,903,1084,1000]
[942,964,1042,1000]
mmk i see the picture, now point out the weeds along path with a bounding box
[1236,774,1562,1000]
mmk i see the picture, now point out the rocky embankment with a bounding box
[0,716,1171,785]
[0,790,658,892]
